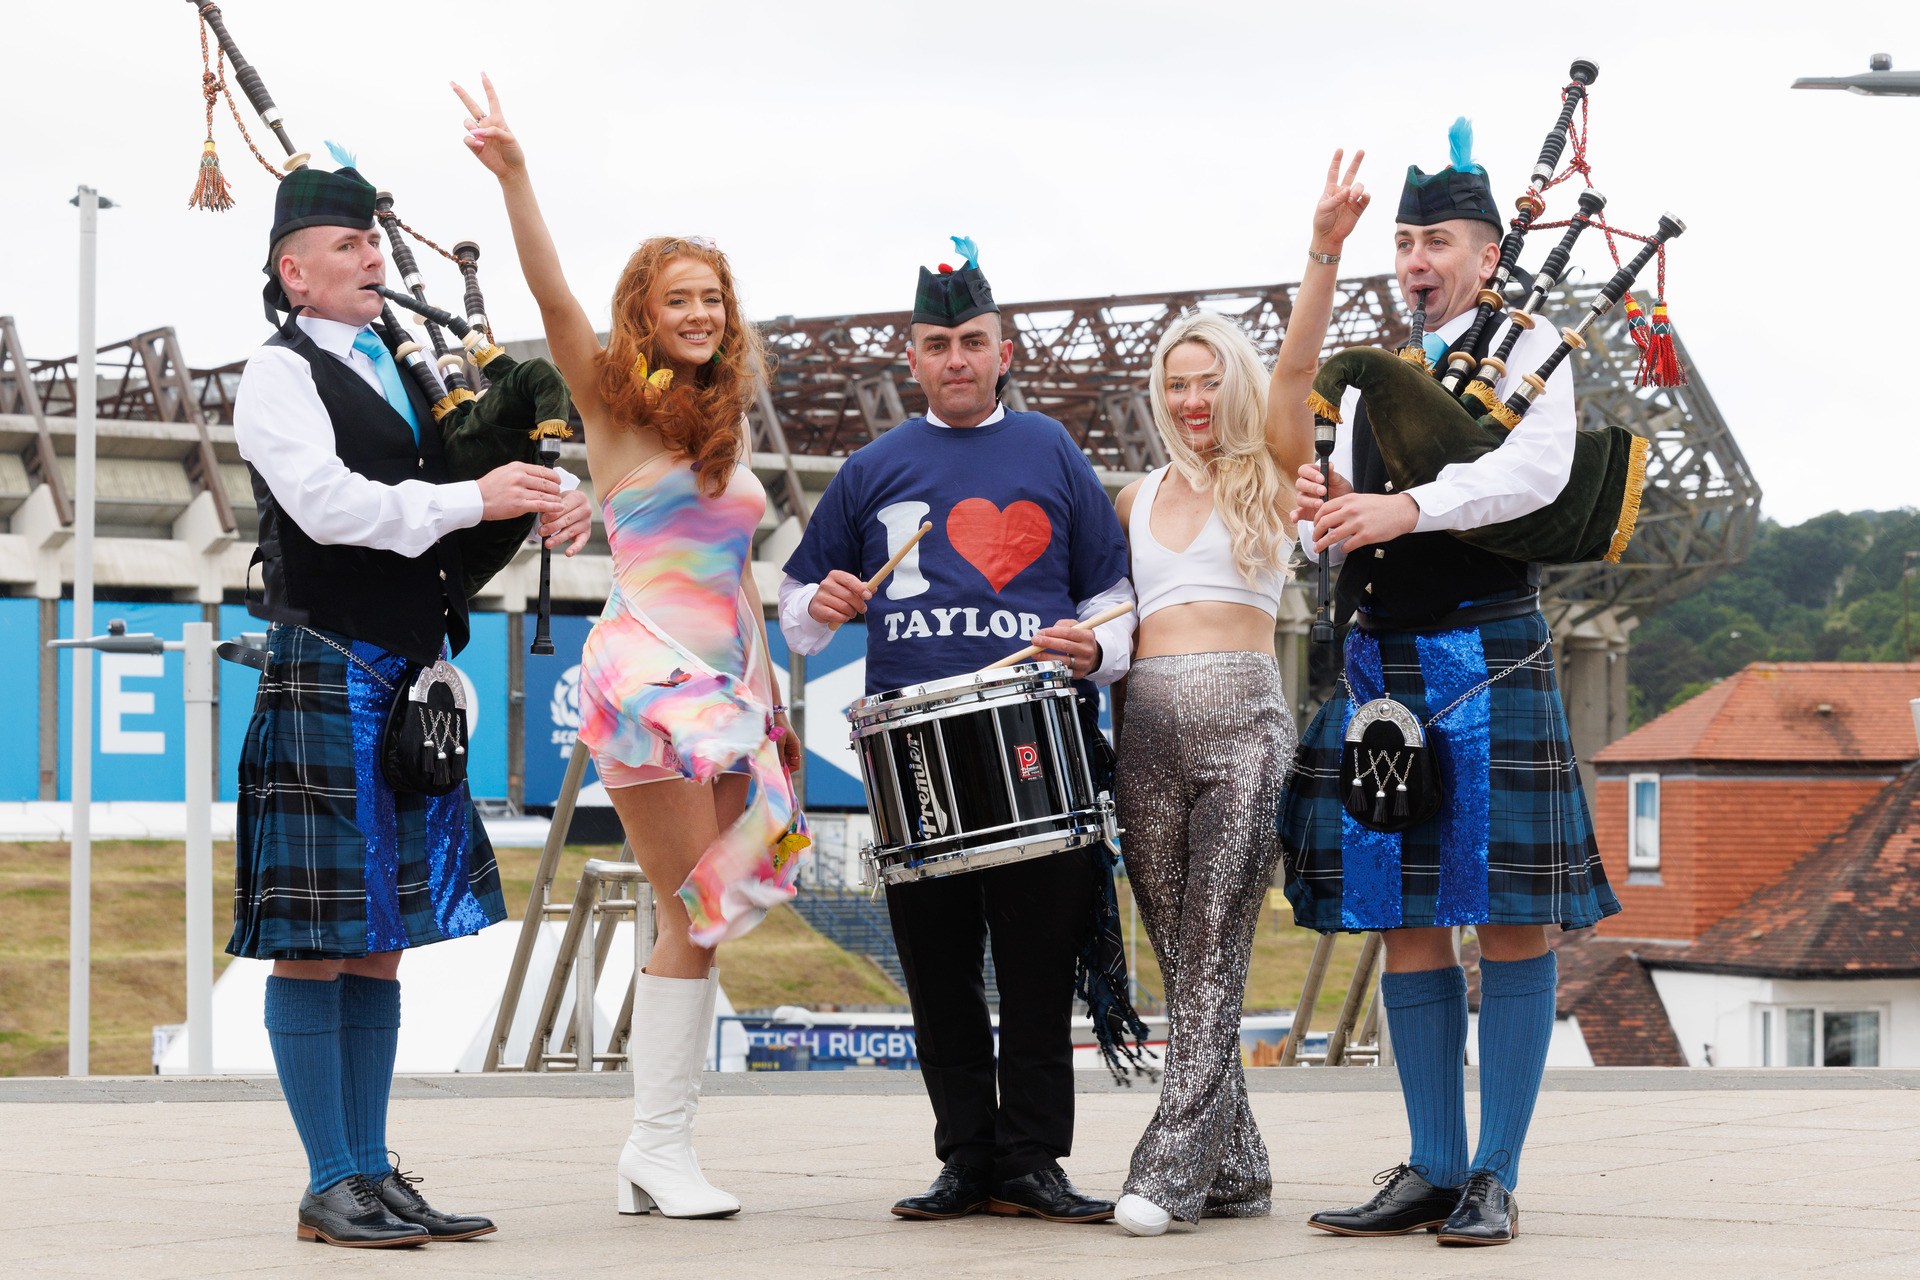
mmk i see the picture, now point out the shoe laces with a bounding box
[1373,1162,1426,1189]
[382,1151,428,1207]
[342,1173,385,1210]
[1459,1168,1505,1200]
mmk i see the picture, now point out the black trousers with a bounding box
[886,846,1097,1183]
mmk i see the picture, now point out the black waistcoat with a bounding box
[1333,321,1538,628]
[247,323,470,664]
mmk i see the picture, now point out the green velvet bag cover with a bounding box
[437,354,575,597]
[1310,347,1649,565]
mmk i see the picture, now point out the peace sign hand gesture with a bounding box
[452,73,526,181]
[1311,148,1370,253]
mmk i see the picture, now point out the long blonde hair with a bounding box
[1147,310,1293,584]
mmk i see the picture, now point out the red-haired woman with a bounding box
[458,74,806,1220]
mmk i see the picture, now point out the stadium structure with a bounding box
[0,274,1759,807]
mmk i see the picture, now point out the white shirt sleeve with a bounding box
[1404,319,1576,532]
[234,344,486,558]
[1079,577,1137,688]
[777,574,836,656]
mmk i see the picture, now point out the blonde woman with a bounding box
[1111,150,1366,1238]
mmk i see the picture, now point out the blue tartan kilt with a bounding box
[228,623,506,961]
[1277,611,1619,934]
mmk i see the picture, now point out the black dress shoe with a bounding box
[297,1174,430,1248]
[988,1165,1115,1223]
[891,1162,993,1220]
[1436,1170,1517,1245]
[375,1164,498,1241]
[1307,1164,1458,1237]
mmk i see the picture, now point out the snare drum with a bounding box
[849,661,1117,887]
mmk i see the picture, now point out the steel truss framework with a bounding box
[748,275,1760,621]
[13,272,1758,622]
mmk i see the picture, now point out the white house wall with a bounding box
[1650,969,1920,1067]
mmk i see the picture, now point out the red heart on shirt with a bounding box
[947,499,1052,593]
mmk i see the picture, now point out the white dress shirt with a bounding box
[776,400,1136,688]
[233,314,485,558]
[1304,307,1577,558]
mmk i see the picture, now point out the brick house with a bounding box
[1641,761,1920,1067]
[1589,664,1920,943]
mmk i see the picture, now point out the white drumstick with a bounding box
[830,522,932,632]
[979,602,1134,673]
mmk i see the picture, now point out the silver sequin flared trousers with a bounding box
[1117,651,1296,1223]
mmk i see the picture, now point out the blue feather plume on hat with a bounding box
[1448,117,1484,175]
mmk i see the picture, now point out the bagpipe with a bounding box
[184,0,569,647]
[1308,60,1686,646]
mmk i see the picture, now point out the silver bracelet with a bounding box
[1308,248,1341,266]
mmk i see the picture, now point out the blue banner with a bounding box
[0,599,41,799]
[56,601,202,801]
[765,622,868,809]
[521,612,601,807]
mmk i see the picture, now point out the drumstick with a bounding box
[980,602,1135,673]
[830,522,932,631]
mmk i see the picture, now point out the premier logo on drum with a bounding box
[907,732,949,839]
[1014,743,1043,782]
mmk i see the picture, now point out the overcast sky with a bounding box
[4,1,1916,524]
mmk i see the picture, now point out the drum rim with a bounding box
[848,659,1075,728]
[863,798,1117,885]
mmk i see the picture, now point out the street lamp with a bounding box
[61,185,116,1077]
[1793,53,1920,96]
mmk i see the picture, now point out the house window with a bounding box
[1627,773,1660,872]
[1762,1006,1882,1067]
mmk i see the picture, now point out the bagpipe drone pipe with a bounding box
[1307,60,1689,644]
[185,1,574,627]
[1309,213,1681,569]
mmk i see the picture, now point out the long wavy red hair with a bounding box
[595,237,766,498]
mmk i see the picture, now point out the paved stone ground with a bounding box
[4,1070,1917,1278]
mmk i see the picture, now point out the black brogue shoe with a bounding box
[375,1160,498,1241]
[988,1165,1115,1224]
[1436,1170,1517,1245]
[891,1162,994,1221]
[1307,1163,1458,1237]
[296,1174,430,1248]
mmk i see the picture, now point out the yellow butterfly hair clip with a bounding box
[631,352,674,404]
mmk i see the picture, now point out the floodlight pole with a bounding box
[66,185,114,1076]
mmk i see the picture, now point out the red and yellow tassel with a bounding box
[1635,301,1686,388]
[1622,292,1651,352]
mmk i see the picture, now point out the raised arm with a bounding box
[454,73,606,418]
[1265,149,1370,480]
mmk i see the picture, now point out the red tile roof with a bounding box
[1648,764,1920,978]
[1595,664,1920,766]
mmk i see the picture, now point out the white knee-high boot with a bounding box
[616,971,740,1218]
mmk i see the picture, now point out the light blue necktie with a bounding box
[351,329,420,444]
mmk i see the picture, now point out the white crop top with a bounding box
[1129,467,1290,621]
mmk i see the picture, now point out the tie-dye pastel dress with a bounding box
[575,455,807,944]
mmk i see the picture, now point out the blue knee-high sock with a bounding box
[264,976,355,1194]
[1473,951,1557,1191]
[1379,965,1469,1189]
[338,974,402,1180]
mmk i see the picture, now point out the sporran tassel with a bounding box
[1393,782,1410,818]
[1371,787,1389,827]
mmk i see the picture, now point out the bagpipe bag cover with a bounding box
[1312,347,1648,565]
[437,353,574,597]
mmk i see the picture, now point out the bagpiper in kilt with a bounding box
[225,154,580,1248]
[1280,124,1620,1248]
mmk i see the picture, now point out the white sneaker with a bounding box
[1116,1193,1171,1237]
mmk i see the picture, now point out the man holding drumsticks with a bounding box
[779,238,1134,1224]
